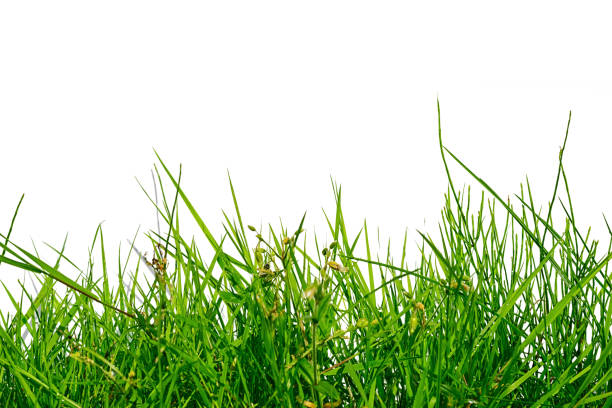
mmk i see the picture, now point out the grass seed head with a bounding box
[327,261,348,272]
[356,317,370,328]
[409,315,419,333]
[304,282,319,300]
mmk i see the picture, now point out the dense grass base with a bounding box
[2,109,612,407]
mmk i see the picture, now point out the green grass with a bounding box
[2,105,612,407]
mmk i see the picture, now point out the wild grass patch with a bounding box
[1,106,611,407]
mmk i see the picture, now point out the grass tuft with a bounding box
[2,107,612,407]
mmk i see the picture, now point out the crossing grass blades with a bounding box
[1,105,612,407]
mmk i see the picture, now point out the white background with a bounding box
[1,1,612,314]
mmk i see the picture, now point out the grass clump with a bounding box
[2,106,612,407]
